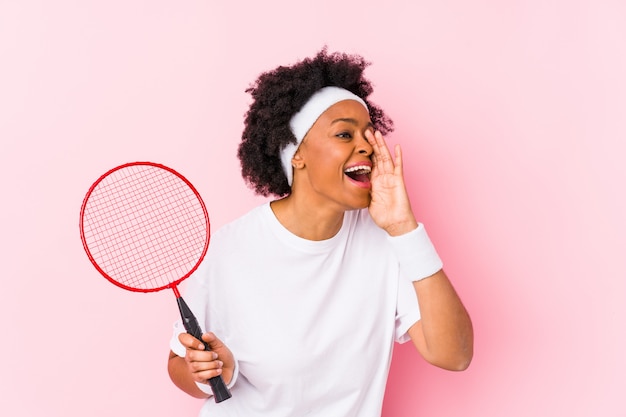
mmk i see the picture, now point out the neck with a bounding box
[270,195,345,241]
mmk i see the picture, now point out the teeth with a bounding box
[344,165,371,173]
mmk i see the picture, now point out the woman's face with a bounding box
[292,99,375,211]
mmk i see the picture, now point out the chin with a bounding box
[350,195,371,210]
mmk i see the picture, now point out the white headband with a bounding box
[281,86,369,186]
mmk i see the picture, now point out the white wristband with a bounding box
[387,223,443,281]
[194,357,239,395]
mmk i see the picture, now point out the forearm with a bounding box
[167,351,210,399]
[409,270,474,370]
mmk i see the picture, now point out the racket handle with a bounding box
[177,297,232,403]
[207,375,232,403]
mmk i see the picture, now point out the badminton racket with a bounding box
[79,161,231,403]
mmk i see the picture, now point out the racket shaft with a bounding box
[176,297,232,403]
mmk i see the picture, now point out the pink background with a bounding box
[1,1,625,416]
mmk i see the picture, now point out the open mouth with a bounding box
[344,164,372,183]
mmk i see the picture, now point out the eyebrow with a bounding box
[331,118,374,129]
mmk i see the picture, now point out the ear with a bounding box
[291,150,305,169]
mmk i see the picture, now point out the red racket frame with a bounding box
[79,161,231,402]
[79,161,210,297]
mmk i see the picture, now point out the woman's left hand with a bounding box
[366,130,418,236]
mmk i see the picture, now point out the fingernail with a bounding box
[212,352,218,360]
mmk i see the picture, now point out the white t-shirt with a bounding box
[170,202,422,416]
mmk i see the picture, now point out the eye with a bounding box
[336,131,352,139]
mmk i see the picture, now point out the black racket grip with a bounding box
[177,297,232,403]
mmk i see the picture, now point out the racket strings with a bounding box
[81,165,208,290]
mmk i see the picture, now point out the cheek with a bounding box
[309,162,339,185]
[305,146,342,174]
[316,154,345,180]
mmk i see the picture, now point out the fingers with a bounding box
[178,332,224,382]
[366,130,400,175]
[201,332,225,351]
[367,129,389,161]
[393,143,403,173]
[186,349,224,381]
[178,332,206,350]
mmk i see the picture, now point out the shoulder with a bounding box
[192,204,268,282]
[214,203,268,234]
[208,202,270,249]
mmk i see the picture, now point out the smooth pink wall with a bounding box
[1,1,624,416]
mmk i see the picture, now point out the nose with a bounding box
[356,132,373,155]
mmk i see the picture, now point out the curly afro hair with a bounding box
[237,47,394,197]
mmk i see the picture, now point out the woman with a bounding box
[168,48,473,416]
